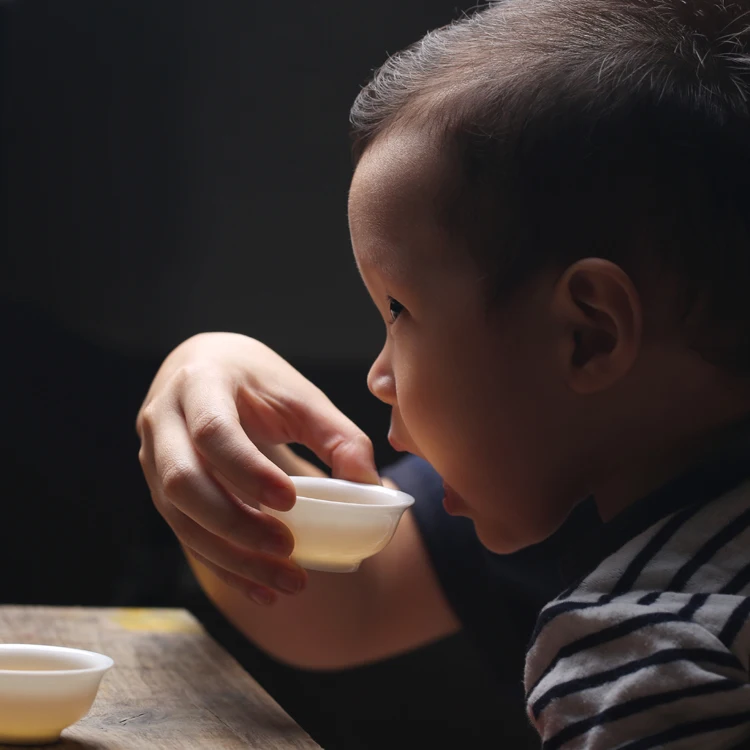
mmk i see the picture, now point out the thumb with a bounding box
[290,392,381,485]
[327,432,381,485]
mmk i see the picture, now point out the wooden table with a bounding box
[0,606,321,750]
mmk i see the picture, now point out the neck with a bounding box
[591,399,750,523]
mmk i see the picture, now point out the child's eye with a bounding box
[388,296,405,322]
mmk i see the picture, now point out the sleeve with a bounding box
[525,599,750,749]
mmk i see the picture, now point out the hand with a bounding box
[136,333,379,605]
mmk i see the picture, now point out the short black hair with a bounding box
[350,0,750,373]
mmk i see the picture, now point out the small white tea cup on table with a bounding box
[262,476,415,573]
[0,644,113,745]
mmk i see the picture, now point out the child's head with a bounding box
[347,0,750,552]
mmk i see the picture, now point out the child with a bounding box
[347,0,750,745]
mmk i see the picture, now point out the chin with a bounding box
[470,511,553,554]
[473,525,526,554]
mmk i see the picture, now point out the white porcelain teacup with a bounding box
[262,476,415,572]
[0,644,113,745]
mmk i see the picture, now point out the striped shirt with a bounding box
[525,456,750,749]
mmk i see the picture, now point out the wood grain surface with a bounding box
[0,607,321,750]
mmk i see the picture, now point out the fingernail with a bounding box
[261,534,292,558]
[249,588,273,606]
[275,569,304,595]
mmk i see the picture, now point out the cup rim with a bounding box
[0,644,114,677]
[289,476,415,511]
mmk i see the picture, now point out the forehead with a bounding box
[348,129,467,278]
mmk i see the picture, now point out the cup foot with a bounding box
[297,560,361,573]
[0,733,61,746]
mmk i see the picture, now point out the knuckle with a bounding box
[191,411,231,448]
[173,362,224,394]
[353,431,375,455]
[171,363,204,392]
[137,404,156,436]
[174,362,207,382]
[332,431,373,462]
[137,446,149,468]
[161,461,199,497]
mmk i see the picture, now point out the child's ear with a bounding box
[552,259,642,395]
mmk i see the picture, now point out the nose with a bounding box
[367,343,397,406]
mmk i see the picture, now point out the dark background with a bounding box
[1,2,511,748]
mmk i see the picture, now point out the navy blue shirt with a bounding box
[383,455,603,735]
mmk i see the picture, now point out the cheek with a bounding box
[395,329,515,476]
[395,326,568,543]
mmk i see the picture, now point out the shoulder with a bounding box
[526,592,750,748]
[525,480,750,750]
[570,480,750,601]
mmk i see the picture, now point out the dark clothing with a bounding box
[384,455,604,742]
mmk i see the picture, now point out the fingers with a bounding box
[165,354,380,490]
[325,430,380,485]
[184,547,278,606]
[139,414,306,597]
[166,511,307,600]
[282,389,381,485]
[143,414,294,553]
[182,385,296,512]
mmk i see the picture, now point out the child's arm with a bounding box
[137,332,461,669]
[188,501,460,669]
